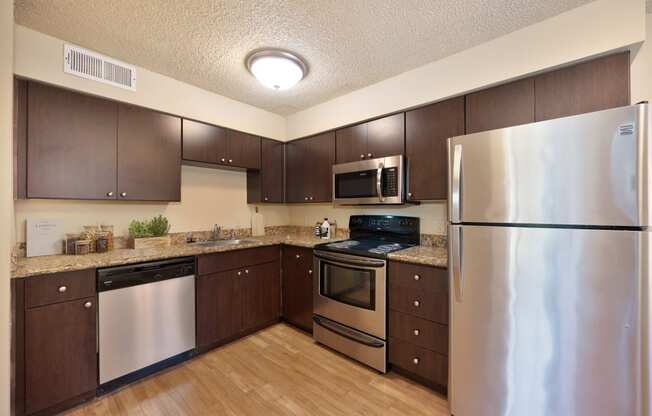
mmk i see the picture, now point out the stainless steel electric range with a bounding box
[312,215,420,372]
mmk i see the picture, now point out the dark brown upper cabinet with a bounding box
[336,113,404,163]
[406,97,465,201]
[465,78,535,134]
[535,52,630,122]
[247,138,284,203]
[26,81,119,200]
[182,119,261,169]
[117,105,182,201]
[286,132,335,203]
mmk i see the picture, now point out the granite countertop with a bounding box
[387,245,448,268]
[11,234,337,279]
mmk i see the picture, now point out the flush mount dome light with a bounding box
[246,49,307,90]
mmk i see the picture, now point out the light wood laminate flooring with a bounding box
[65,323,448,415]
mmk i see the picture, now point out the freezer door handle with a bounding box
[450,225,463,302]
[451,144,463,223]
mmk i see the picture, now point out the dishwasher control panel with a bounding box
[97,257,195,291]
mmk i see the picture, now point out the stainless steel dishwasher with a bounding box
[97,257,196,389]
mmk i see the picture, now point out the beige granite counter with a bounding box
[388,245,448,268]
[12,233,340,279]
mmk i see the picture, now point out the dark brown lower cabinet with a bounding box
[243,261,281,330]
[25,297,97,415]
[282,246,314,332]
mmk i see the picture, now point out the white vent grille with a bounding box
[64,44,136,91]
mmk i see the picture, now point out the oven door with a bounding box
[313,250,386,339]
[332,156,403,205]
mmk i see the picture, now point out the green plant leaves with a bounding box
[128,215,171,238]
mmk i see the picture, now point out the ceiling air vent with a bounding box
[63,44,137,91]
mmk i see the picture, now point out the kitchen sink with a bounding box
[189,239,258,247]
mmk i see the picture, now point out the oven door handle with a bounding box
[376,162,384,203]
[314,250,386,268]
[313,316,385,348]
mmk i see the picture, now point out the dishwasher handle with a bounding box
[97,257,195,292]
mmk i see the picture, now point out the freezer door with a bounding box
[448,104,650,227]
[449,225,645,416]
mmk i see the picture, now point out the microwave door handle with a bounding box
[377,162,384,202]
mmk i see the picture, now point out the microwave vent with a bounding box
[63,44,136,91]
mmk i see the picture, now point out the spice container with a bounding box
[82,225,100,253]
[65,233,82,255]
[96,232,110,253]
[100,225,114,251]
[75,239,91,255]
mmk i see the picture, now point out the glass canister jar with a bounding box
[95,232,110,253]
[75,239,91,255]
[65,233,82,255]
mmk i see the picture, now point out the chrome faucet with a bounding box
[212,224,221,241]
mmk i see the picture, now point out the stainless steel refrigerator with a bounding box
[447,103,651,416]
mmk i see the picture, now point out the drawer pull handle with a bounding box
[413,357,420,365]
[413,274,420,281]
[413,329,420,336]
[58,286,67,293]
[84,301,92,309]
[413,300,420,308]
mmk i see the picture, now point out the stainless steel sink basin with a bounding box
[189,239,257,247]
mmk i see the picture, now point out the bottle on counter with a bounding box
[320,218,331,240]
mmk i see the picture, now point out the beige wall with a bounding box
[286,0,646,139]
[14,166,290,242]
[1,0,13,413]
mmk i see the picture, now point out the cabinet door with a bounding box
[336,123,367,163]
[366,113,404,159]
[226,130,261,169]
[535,52,630,122]
[465,78,535,134]
[117,105,182,201]
[285,139,309,203]
[256,138,284,203]
[27,82,118,200]
[196,270,242,348]
[282,247,314,332]
[306,132,335,202]
[242,261,281,330]
[25,297,97,415]
[182,119,227,164]
[406,97,464,200]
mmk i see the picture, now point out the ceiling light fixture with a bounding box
[246,49,307,90]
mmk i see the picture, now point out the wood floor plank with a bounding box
[64,324,448,416]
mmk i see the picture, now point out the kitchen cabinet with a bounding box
[405,97,464,201]
[336,113,404,163]
[247,138,285,203]
[26,81,118,200]
[535,51,630,122]
[182,119,261,169]
[285,132,335,203]
[282,246,314,332]
[196,246,281,349]
[117,104,182,201]
[14,78,27,199]
[388,261,448,391]
[465,78,535,134]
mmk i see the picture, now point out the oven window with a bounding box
[335,170,378,199]
[320,262,375,310]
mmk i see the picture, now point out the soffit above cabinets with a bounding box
[15,0,591,116]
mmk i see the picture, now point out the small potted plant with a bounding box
[128,215,171,249]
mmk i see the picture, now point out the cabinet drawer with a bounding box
[389,284,448,324]
[198,246,280,275]
[389,310,448,355]
[25,269,96,309]
[389,337,448,387]
[388,261,447,293]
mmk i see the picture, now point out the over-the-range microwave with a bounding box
[332,155,405,205]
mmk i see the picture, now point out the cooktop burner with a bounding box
[315,215,420,259]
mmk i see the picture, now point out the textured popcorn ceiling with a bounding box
[15,0,592,115]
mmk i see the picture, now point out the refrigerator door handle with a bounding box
[450,225,463,302]
[451,144,463,223]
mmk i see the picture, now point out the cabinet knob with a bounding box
[308,269,313,275]
[367,153,372,158]
[413,300,421,308]
[309,196,314,201]
[304,196,309,201]
[412,357,420,365]
[84,301,92,309]
[106,191,114,197]
[413,274,420,281]
[58,285,67,293]
[237,271,242,276]
[228,159,233,163]
[245,269,249,274]
[295,254,301,259]
[120,192,127,198]
[408,192,413,198]
[220,158,226,163]
[413,329,420,336]
[360,154,365,159]
[264,197,269,201]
